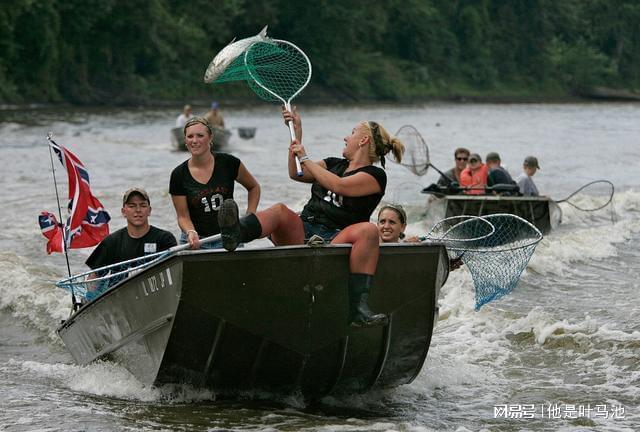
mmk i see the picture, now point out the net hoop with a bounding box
[446,213,543,253]
[423,213,543,310]
[55,234,221,301]
[244,39,312,104]
[424,215,496,243]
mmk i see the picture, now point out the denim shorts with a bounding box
[302,220,341,242]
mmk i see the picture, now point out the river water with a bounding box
[0,103,638,431]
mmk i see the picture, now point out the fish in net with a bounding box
[207,38,312,104]
[205,34,311,175]
[425,214,543,310]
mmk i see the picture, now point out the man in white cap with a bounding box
[516,156,541,196]
[85,188,177,300]
[175,104,194,128]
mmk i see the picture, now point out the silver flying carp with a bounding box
[204,25,270,83]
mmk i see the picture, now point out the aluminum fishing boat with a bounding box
[425,194,559,235]
[57,243,448,397]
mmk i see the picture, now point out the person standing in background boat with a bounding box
[175,104,194,128]
[216,106,404,328]
[204,101,225,128]
[516,156,541,196]
[170,117,260,249]
[460,153,488,195]
[485,152,518,195]
[84,188,177,300]
[437,147,469,188]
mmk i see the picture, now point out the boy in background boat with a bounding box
[516,156,541,196]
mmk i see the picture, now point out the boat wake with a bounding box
[0,252,69,342]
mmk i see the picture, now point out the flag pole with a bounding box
[46,133,79,311]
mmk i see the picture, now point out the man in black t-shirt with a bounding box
[485,152,518,195]
[85,188,177,299]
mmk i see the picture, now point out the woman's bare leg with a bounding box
[331,222,380,274]
[256,203,305,245]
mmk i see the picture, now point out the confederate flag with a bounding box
[38,141,110,254]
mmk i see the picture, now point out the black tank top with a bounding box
[169,152,240,236]
[300,157,386,230]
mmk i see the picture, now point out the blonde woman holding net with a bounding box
[217,106,404,328]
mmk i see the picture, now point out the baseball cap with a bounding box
[524,156,540,169]
[468,153,482,163]
[123,187,150,205]
[485,152,500,162]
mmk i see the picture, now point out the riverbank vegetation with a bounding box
[2,0,639,105]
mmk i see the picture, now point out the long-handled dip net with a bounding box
[393,125,449,178]
[56,235,221,302]
[205,37,312,175]
[424,214,543,310]
[552,179,617,224]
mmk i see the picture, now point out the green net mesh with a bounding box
[426,214,543,310]
[212,40,311,102]
[211,52,253,83]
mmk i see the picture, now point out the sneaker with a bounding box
[218,199,241,251]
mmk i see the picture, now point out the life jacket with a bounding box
[459,164,489,195]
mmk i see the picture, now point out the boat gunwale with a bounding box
[57,242,447,333]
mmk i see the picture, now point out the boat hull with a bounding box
[58,243,448,397]
[428,195,556,234]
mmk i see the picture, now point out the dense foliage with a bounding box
[2,0,639,104]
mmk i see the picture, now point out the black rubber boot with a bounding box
[240,212,262,242]
[348,273,388,328]
[218,199,262,251]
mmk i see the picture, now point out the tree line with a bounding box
[1,0,639,105]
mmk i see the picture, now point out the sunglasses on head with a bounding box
[456,156,469,161]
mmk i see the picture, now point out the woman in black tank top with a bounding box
[217,107,405,329]
[169,117,261,249]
